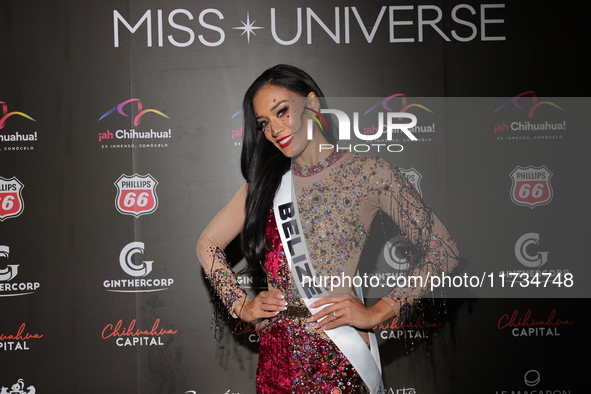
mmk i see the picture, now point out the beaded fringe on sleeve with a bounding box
[202,246,250,339]
[374,160,463,319]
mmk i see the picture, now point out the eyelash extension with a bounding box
[257,120,268,131]
[277,106,289,117]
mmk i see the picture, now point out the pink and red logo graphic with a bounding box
[0,177,24,221]
[99,99,169,126]
[114,174,159,217]
[0,102,36,129]
[494,91,563,118]
[364,94,433,116]
[510,165,553,208]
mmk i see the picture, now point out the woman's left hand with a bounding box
[307,296,395,330]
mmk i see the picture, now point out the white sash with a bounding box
[273,171,384,394]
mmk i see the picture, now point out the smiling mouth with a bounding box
[276,134,294,148]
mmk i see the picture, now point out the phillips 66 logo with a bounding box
[0,177,24,221]
[399,168,423,197]
[114,174,158,217]
[509,165,553,208]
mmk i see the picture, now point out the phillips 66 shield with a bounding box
[114,174,159,217]
[509,165,553,208]
[0,177,24,221]
[399,167,423,197]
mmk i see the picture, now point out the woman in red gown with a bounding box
[197,64,460,393]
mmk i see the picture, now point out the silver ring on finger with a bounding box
[332,311,338,319]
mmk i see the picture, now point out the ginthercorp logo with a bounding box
[237,275,267,290]
[0,177,24,221]
[98,98,172,149]
[383,168,422,271]
[120,242,153,277]
[0,246,40,297]
[114,174,159,217]
[0,245,18,282]
[383,236,411,271]
[0,379,36,394]
[515,233,548,268]
[493,91,566,141]
[500,233,569,285]
[113,6,506,48]
[510,165,553,208]
[103,242,174,292]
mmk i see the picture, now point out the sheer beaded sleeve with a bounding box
[197,183,250,320]
[368,158,461,312]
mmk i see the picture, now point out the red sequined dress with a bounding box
[197,151,460,394]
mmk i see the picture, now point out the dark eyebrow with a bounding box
[255,100,289,119]
[271,100,288,111]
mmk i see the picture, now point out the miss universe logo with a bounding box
[113,5,506,48]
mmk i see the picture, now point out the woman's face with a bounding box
[253,85,314,158]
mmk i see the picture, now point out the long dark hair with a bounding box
[240,64,326,274]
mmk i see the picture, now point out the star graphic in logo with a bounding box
[233,13,264,44]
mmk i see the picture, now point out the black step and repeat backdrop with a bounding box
[1,1,589,393]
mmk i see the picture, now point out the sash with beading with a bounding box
[273,171,383,394]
